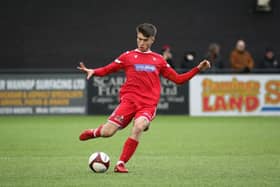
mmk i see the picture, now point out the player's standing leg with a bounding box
[114,116,149,173]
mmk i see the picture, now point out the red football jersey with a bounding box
[94,49,199,106]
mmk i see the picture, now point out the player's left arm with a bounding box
[161,59,211,84]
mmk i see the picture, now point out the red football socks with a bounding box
[79,125,104,141]
[93,125,104,137]
[119,137,139,163]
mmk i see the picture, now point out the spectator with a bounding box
[161,45,175,68]
[204,43,223,72]
[180,51,196,72]
[261,47,279,69]
[230,40,254,73]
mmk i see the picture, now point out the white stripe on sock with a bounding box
[117,160,125,165]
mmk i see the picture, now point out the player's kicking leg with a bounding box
[79,122,119,140]
[79,100,135,141]
[114,116,150,173]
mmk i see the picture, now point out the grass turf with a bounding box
[0,116,279,187]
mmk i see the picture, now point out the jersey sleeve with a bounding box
[113,51,129,65]
[160,60,200,84]
[93,51,128,76]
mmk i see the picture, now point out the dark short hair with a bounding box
[136,23,157,37]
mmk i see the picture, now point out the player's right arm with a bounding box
[77,62,95,80]
[77,52,128,80]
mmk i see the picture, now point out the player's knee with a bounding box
[133,121,148,134]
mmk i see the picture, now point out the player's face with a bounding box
[137,32,154,52]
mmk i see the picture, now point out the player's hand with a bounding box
[197,60,211,71]
[77,62,94,80]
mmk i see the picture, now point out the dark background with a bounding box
[1,0,279,70]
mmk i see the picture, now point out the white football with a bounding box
[88,152,110,173]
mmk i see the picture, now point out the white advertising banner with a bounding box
[190,74,280,116]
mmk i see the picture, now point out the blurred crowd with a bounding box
[160,39,279,73]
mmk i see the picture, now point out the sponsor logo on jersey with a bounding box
[134,64,156,72]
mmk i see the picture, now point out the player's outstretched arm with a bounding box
[162,59,211,84]
[77,62,95,80]
[77,61,122,79]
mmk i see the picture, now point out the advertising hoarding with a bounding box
[88,73,189,114]
[190,75,280,116]
[0,74,86,115]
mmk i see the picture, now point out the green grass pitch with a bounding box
[0,116,280,187]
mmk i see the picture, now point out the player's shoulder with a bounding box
[129,49,162,58]
[121,50,135,55]
[149,51,165,61]
[118,50,136,58]
[150,51,169,66]
[149,51,171,68]
[150,51,163,57]
[119,49,165,62]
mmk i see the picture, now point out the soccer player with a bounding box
[78,23,211,173]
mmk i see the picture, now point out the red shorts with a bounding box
[108,99,157,128]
